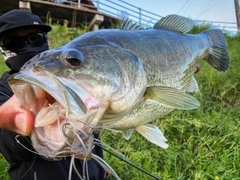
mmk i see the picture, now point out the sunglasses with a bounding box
[0,32,46,50]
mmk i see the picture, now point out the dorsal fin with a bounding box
[153,14,194,34]
[120,19,144,30]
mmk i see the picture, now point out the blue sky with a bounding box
[128,0,236,23]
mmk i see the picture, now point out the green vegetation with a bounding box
[0,25,239,180]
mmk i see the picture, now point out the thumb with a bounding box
[14,110,35,136]
[0,96,35,136]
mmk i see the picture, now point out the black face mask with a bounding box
[0,41,49,74]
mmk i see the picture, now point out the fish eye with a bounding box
[66,57,82,66]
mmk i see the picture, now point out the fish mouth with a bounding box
[8,67,96,159]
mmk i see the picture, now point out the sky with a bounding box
[103,0,237,33]
[128,0,236,23]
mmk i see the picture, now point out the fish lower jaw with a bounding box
[31,97,97,159]
[31,127,66,159]
[31,124,95,160]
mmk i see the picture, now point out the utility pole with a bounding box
[234,0,240,34]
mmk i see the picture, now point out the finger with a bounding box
[0,96,35,136]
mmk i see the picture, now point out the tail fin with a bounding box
[202,29,230,72]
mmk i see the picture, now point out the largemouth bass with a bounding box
[8,15,229,160]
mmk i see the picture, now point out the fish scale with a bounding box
[9,14,229,162]
[79,29,206,89]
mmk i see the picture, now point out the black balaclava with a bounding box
[0,39,49,74]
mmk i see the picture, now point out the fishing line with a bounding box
[0,90,11,98]
[18,154,37,180]
[96,144,161,180]
[15,135,45,156]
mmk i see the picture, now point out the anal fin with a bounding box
[135,124,168,149]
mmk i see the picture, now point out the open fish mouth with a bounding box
[8,67,97,160]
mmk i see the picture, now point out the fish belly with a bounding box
[103,100,173,130]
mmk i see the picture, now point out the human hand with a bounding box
[0,95,35,136]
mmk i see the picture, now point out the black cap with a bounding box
[0,9,52,37]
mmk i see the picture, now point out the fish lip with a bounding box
[9,67,65,109]
[9,67,86,119]
[8,68,69,153]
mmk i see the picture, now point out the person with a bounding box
[0,9,105,180]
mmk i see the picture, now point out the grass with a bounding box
[0,25,240,180]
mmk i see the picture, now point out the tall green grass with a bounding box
[0,25,239,180]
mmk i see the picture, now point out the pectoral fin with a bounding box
[144,86,200,110]
[135,124,168,149]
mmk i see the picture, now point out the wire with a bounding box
[194,0,213,18]
[194,0,218,19]
[177,0,191,14]
[180,0,194,16]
